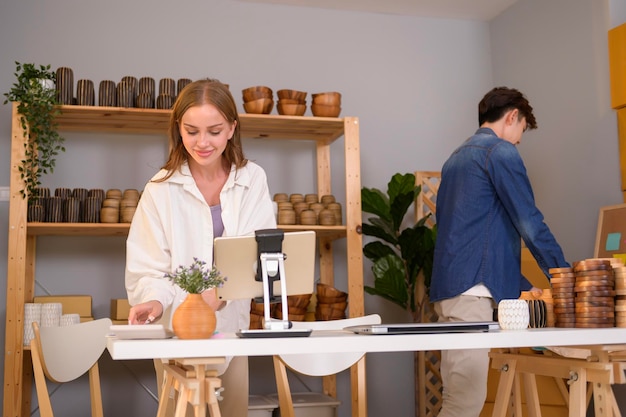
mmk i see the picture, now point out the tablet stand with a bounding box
[259,252,290,330]
[256,229,290,331]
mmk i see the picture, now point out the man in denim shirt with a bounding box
[430,87,569,417]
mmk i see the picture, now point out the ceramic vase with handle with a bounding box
[172,293,217,339]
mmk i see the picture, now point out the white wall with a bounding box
[0,0,618,416]
[490,0,621,262]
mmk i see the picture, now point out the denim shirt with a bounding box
[429,128,569,303]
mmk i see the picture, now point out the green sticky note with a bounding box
[606,232,621,251]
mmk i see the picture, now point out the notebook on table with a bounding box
[345,321,500,335]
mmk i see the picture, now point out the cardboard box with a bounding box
[110,298,131,321]
[33,295,92,317]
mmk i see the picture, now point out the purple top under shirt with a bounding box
[210,204,224,238]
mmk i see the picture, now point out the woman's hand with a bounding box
[128,300,163,324]
[529,287,543,298]
[202,288,225,312]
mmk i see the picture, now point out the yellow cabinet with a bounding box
[609,23,626,109]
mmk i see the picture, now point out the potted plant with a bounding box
[361,172,437,322]
[361,172,438,417]
[166,258,226,339]
[3,61,65,200]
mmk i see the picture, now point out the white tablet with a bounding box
[108,324,174,340]
[214,230,316,301]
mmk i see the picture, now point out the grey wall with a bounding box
[0,0,621,416]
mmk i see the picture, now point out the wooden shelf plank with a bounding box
[54,105,346,143]
[26,222,347,240]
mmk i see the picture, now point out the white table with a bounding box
[107,327,626,417]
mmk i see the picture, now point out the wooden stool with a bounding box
[156,357,225,417]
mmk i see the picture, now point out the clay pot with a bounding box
[172,294,216,339]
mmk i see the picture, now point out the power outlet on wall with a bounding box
[0,186,10,202]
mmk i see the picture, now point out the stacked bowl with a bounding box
[242,86,274,114]
[276,89,307,116]
[311,92,341,117]
[315,283,348,320]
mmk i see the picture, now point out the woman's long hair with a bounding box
[155,79,247,182]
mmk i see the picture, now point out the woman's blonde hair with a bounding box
[156,78,246,182]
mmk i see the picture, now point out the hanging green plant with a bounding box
[3,61,65,200]
[361,172,437,322]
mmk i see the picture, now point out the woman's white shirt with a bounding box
[125,161,277,336]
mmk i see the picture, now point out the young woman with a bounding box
[125,79,276,416]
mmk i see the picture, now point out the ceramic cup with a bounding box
[40,303,62,327]
[60,313,80,327]
[138,76,156,101]
[177,78,192,95]
[23,303,42,345]
[56,67,74,105]
[116,80,135,108]
[136,92,154,109]
[497,299,530,330]
[121,75,138,97]
[156,93,174,109]
[76,79,95,106]
[98,80,117,107]
[159,78,176,98]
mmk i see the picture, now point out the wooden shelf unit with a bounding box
[4,103,364,417]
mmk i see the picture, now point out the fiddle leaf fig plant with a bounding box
[361,172,437,322]
[3,62,65,200]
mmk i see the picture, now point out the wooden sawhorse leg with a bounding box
[158,357,225,417]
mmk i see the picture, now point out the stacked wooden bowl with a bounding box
[242,86,274,114]
[276,89,307,116]
[275,294,312,321]
[315,283,347,320]
[311,92,341,117]
[249,300,265,329]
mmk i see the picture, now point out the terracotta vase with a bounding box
[172,293,217,339]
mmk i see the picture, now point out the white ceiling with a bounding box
[238,0,520,21]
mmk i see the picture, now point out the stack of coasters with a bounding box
[550,266,576,327]
[613,263,626,327]
[573,258,616,328]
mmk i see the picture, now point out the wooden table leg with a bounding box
[157,370,175,417]
[568,367,587,417]
[521,372,541,417]
[512,374,523,416]
[492,357,517,417]
[592,382,614,417]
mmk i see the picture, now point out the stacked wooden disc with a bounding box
[611,261,626,327]
[573,258,615,328]
[549,266,576,327]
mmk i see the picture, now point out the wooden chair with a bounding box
[273,314,382,417]
[30,318,112,417]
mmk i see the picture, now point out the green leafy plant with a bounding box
[361,172,437,322]
[165,258,226,294]
[3,62,65,200]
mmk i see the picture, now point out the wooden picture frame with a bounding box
[594,203,626,258]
